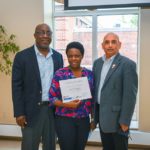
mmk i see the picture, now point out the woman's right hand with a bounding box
[54,99,81,108]
[64,100,81,108]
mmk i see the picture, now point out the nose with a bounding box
[108,42,113,47]
[72,56,76,60]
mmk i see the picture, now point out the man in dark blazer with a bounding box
[93,32,138,150]
[12,23,63,150]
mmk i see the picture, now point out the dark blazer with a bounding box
[93,53,138,133]
[12,45,63,126]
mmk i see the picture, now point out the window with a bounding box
[97,15,138,63]
[54,16,92,66]
[53,1,139,127]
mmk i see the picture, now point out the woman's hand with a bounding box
[54,99,81,108]
[64,100,81,108]
[90,120,96,131]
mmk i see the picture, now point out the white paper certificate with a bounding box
[59,77,92,102]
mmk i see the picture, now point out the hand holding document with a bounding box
[63,99,81,108]
[59,77,92,103]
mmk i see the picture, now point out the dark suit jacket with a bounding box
[12,45,63,126]
[93,53,138,133]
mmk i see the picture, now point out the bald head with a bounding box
[102,32,121,59]
[34,23,52,35]
[103,32,120,43]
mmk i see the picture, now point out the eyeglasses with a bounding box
[103,40,118,45]
[35,31,52,36]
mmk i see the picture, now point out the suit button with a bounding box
[40,91,42,94]
[38,102,41,106]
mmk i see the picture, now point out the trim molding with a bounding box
[0,124,150,148]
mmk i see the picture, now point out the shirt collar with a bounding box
[34,44,53,57]
[102,54,117,62]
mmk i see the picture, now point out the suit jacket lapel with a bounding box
[102,53,121,88]
[96,58,104,88]
[51,50,56,74]
[29,46,41,87]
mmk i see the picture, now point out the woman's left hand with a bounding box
[90,121,96,131]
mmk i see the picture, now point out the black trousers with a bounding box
[21,105,56,150]
[100,129,128,150]
[55,115,90,150]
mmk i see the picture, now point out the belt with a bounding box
[38,101,50,106]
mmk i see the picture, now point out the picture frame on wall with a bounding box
[64,0,150,10]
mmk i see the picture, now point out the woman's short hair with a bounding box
[66,41,84,56]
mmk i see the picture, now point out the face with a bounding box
[102,33,121,59]
[67,48,83,69]
[34,24,52,50]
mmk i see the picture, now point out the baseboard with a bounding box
[87,141,150,149]
[0,135,21,141]
[0,124,150,149]
[0,135,150,149]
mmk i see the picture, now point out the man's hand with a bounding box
[16,116,27,128]
[120,124,129,132]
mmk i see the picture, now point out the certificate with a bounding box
[59,77,92,102]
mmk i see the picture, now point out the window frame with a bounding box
[53,4,139,129]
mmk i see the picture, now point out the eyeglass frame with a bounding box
[35,30,52,36]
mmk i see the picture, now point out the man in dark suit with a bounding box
[93,32,138,150]
[12,23,63,150]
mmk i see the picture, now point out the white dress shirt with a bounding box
[97,54,116,104]
[34,45,54,101]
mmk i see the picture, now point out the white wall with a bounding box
[0,0,44,124]
[139,8,150,131]
[0,0,44,49]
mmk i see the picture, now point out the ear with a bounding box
[34,33,36,39]
[118,42,121,49]
[101,43,104,50]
